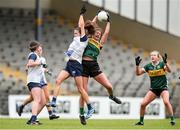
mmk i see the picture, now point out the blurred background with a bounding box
[0,0,179,118]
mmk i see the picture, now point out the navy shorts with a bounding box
[40,80,47,87]
[27,82,42,91]
[64,60,83,77]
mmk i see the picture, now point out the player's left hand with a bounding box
[135,56,142,66]
[162,53,167,64]
[80,4,86,15]
[107,12,110,22]
[42,64,48,68]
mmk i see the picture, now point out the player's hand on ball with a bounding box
[106,12,110,22]
[80,4,86,15]
[135,56,142,66]
[162,53,167,64]
[97,10,109,22]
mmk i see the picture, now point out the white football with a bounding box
[97,10,108,22]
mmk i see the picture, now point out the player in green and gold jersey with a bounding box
[79,11,121,125]
[135,50,175,126]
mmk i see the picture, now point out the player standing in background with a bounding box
[135,51,175,126]
[17,55,59,120]
[25,41,47,125]
[50,5,95,124]
[79,11,122,125]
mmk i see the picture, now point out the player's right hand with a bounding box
[162,53,167,64]
[107,12,110,22]
[135,56,142,66]
[80,4,86,15]
[42,64,48,68]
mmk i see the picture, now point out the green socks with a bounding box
[171,116,175,122]
[80,107,85,116]
[140,116,144,123]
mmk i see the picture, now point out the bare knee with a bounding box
[56,79,60,85]
[77,87,84,94]
[106,84,113,90]
[46,96,50,102]
[141,102,148,108]
[34,98,41,105]
[163,100,170,107]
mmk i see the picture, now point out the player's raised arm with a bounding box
[100,14,110,45]
[135,56,145,76]
[79,5,86,37]
[162,53,171,73]
[92,15,98,24]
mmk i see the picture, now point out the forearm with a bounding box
[165,63,171,73]
[104,22,110,35]
[136,66,144,76]
[100,22,110,44]
[79,15,85,36]
[78,15,85,28]
[27,61,41,67]
[92,15,98,23]
[136,66,140,75]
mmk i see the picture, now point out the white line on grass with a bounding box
[1,128,179,130]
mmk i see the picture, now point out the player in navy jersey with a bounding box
[50,5,95,125]
[17,55,59,120]
[25,41,47,125]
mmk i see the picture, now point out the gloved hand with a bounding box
[106,12,110,22]
[162,53,167,64]
[80,4,86,15]
[135,56,142,66]
[42,64,48,68]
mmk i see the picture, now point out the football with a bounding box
[97,10,108,22]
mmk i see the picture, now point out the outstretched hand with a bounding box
[135,56,142,66]
[80,4,86,15]
[162,53,167,64]
[106,12,110,22]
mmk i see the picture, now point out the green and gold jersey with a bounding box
[83,38,102,61]
[144,61,167,89]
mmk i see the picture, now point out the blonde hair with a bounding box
[150,50,162,61]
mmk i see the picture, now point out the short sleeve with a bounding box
[80,35,88,42]
[28,53,37,61]
[143,64,149,72]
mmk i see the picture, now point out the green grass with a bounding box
[0,118,179,130]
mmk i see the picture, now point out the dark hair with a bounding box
[85,20,95,35]
[29,41,41,52]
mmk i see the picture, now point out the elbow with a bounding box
[135,72,140,76]
[104,31,109,36]
[168,69,172,73]
[79,23,84,28]
[136,73,140,76]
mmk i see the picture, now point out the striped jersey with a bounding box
[144,61,167,89]
[83,38,102,61]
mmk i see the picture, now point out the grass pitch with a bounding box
[0,118,179,130]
